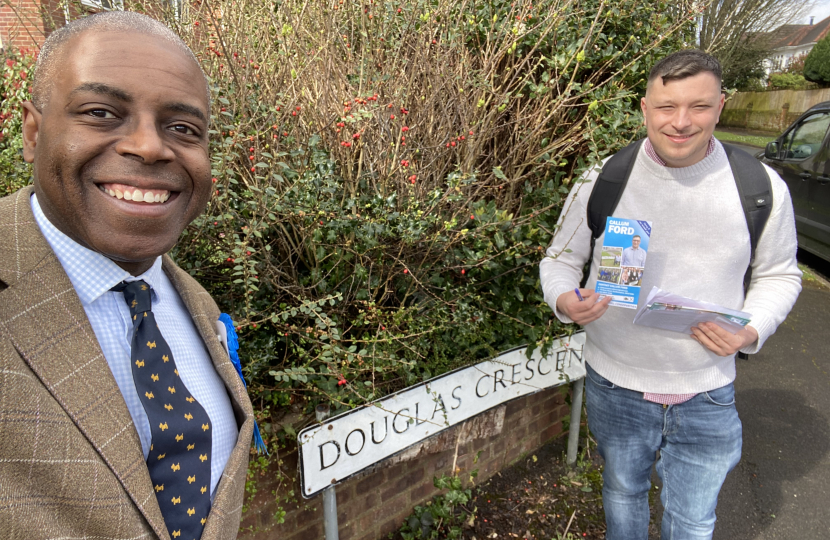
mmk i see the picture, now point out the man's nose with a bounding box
[115,116,175,164]
[671,107,692,131]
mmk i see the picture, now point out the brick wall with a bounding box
[0,1,174,52]
[240,384,572,540]
[0,0,65,50]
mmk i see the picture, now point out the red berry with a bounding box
[470,215,475,220]
[403,269,408,274]
[390,114,395,119]
[461,269,466,274]
[451,141,456,147]
[212,178,217,183]
[401,126,409,132]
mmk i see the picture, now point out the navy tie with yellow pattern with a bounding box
[113,280,212,540]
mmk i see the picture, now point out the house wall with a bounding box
[720,88,830,132]
[0,1,176,52]
[0,0,65,50]
[765,44,814,75]
[238,384,573,540]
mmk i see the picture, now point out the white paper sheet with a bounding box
[633,287,751,334]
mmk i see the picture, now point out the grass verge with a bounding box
[714,131,776,148]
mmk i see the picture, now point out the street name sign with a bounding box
[298,331,586,498]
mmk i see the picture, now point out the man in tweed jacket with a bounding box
[0,12,254,540]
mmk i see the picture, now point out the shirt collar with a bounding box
[644,136,716,167]
[31,193,164,306]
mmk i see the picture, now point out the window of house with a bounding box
[80,0,124,9]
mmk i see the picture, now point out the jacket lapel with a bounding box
[0,188,170,540]
[162,258,251,422]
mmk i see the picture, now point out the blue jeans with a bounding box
[584,364,742,540]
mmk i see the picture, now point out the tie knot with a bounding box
[112,280,153,316]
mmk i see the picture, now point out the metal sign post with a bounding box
[315,404,339,540]
[566,377,584,467]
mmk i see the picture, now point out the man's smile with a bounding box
[664,133,697,143]
[99,183,172,204]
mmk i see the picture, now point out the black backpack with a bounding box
[585,139,773,358]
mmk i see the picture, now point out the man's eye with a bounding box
[170,124,197,136]
[88,109,116,119]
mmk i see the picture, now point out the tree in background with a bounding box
[698,0,813,89]
[804,35,830,86]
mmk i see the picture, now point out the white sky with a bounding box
[800,0,830,24]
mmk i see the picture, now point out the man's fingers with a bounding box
[691,327,723,355]
[691,324,740,357]
[572,296,612,324]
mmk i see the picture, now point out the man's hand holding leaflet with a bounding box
[556,288,612,325]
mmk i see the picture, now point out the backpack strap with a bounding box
[722,143,773,293]
[587,139,645,241]
[723,143,773,360]
[582,140,645,288]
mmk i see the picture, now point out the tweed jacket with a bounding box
[0,186,254,540]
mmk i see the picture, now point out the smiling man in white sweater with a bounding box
[540,50,802,540]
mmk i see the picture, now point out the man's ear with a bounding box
[21,101,41,163]
[640,96,647,126]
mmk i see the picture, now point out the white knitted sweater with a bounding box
[540,141,802,393]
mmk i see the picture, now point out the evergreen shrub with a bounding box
[804,35,830,86]
[0,0,694,455]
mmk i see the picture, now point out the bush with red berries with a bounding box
[0,49,36,197]
[0,0,693,486]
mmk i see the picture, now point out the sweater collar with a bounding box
[637,137,726,180]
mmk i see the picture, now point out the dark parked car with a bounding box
[758,100,830,263]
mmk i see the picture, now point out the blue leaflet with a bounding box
[218,313,268,455]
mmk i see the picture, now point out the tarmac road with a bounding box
[712,272,830,539]
[646,257,830,539]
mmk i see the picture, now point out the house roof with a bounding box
[767,15,830,49]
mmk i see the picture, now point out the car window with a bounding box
[781,112,830,160]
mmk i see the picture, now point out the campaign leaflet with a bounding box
[595,217,652,309]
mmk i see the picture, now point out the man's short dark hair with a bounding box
[32,11,209,110]
[632,235,641,240]
[648,50,722,87]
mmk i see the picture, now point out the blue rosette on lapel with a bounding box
[218,313,268,455]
